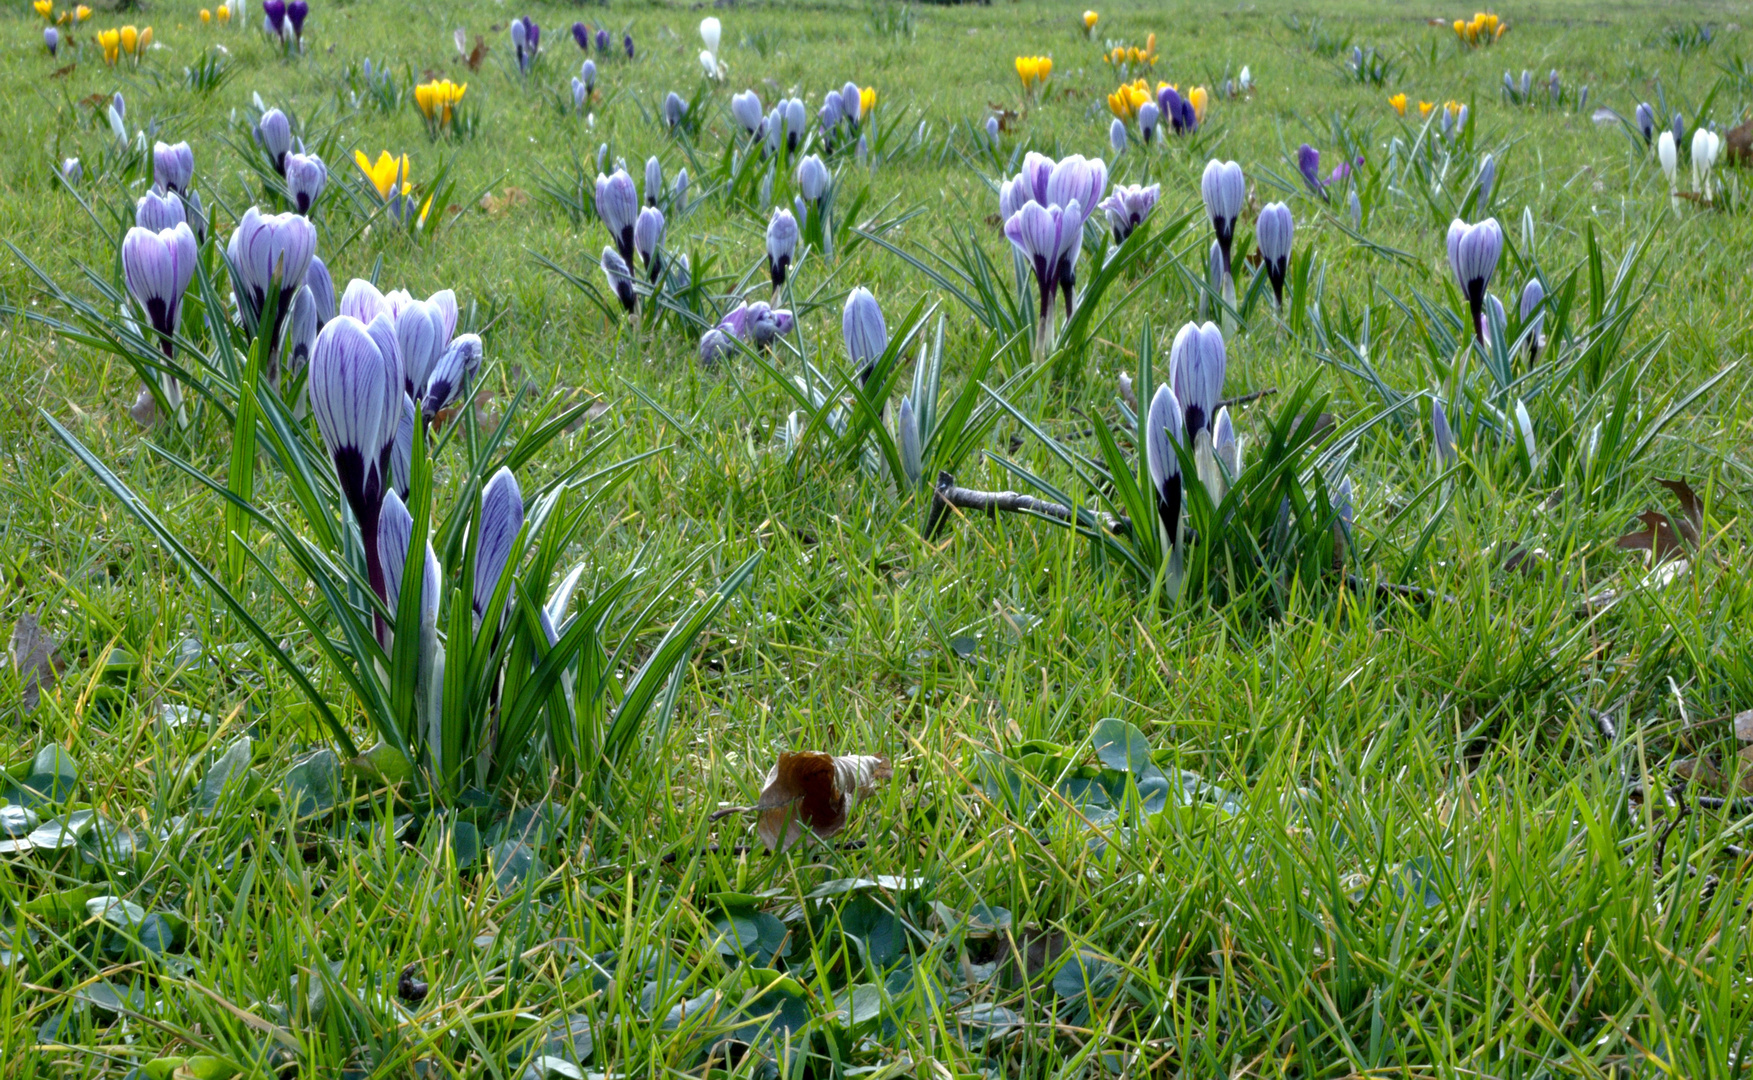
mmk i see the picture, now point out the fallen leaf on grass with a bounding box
[713,752,891,851]
[1673,748,1753,796]
[1616,478,1702,558]
[465,36,487,72]
[10,611,64,713]
[479,186,529,218]
[1736,709,1753,743]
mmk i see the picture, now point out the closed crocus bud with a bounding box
[673,168,689,203]
[153,141,194,195]
[474,467,524,617]
[764,107,784,157]
[1145,383,1185,547]
[623,32,634,58]
[732,90,764,136]
[287,0,307,39]
[421,333,481,415]
[1635,101,1654,144]
[1169,321,1226,443]
[571,77,588,111]
[1200,159,1245,276]
[842,287,887,381]
[387,393,416,499]
[122,222,199,357]
[1212,406,1239,478]
[376,488,415,610]
[1672,111,1685,145]
[766,208,798,289]
[136,190,187,232]
[1446,217,1503,342]
[842,81,863,124]
[797,154,829,203]
[643,156,663,206]
[44,27,58,55]
[595,168,639,262]
[255,109,293,176]
[1297,144,1324,199]
[1520,277,1546,359]
[819,91,843,133]
[509,18,526,57]
[309,315,403,585]
[600,246,636,313]
[698,327,735,366]
[1657,130,1678,189]
[595,28,610,51]
[285,282,318,382]
[572,21,588,51]
[785,97,806,152]
[1109,117,1127,154]
[897,395,922,487]
[1431,397,1456,464]
[634,206,665,280]
[264,0,286,34]
[1097,183,1160,245]
[285,152,327,215]
[1476,153,1496,210]
[662,91,687,131]
[60,158,81,185]
[226,206,316,344]
[394,301,446,399]
[581,58,597,92]
[305,256,335,326]
[1137,100,1159,143]
[1255,201,1294,306]
[986,115,1001,145]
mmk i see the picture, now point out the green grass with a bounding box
[4,0,1753,1076]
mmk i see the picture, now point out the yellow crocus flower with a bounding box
[216,3,229,23]
[1188,85,1207,122]
[1389,92,1407,116]
[119,25,138,55]
[137,26,152,54]
[1145,33,1156,62]
[860,86,876,116]
[34,0,53,19]
[1083,10,1098,30]
[1452,18,1466,39]
[355,150,410,201]
[1419,100,1434,117]
[98,27,120,63]
[200,9,211,23]
[75,4,90,19]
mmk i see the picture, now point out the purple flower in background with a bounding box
[1138,101,1160,144]
[1256,201,1294,306]
[624,33,634,59]
[595,167,638,263]
[634,205,665,281]
[1446,217,1504,343]
[287,0,308,42]
[644,156,663,206]
[136,190,186,232]
[285,152,327,215]
[819,90,844,133]
[601,247,636,313]
[1109,118,1126,154]
[785,98,806,153]
[1200,159,1245,277]
[595,28,610,52]
[733,90,764,137]
[1297,144,1326,200]
[60,158,81,185]
[1520,277,1546,361]
[699,327,735,366]
[44,27,58,57]
[510,19,530,73]
[766,207,798,290]
[1098,183,1159,245]
[122,222,199,359]
[263,0,286,36]
[797,153,830,206]
[1635,102,1654,145]
[473,467,524,618]
[1169,321,1226,444]
[225,206,316,347]
[308,315,404,599]
[154,141,194,195]
[662,91,688,131]
[572,22,589,51]
[255,108,294,176]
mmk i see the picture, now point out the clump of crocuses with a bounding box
[998,152,1109,354]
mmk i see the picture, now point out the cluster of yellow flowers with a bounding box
[97,24,153,64]
[1107,79,1207,123]
[1104,34,1157,70]
[1388,93,1440,119]
[1015,56,1052,94]
[199,6,234,25]
[35,2,93,24]
[1453,12,1505,46]
[415,79,468,128]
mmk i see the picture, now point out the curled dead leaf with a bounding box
[10,610,64,714]
[714,752,890,852]
[1617,478,1703,559]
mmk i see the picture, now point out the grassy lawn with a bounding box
[3,0,1753,1075]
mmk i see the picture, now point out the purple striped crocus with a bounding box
[1255,202,1294,307]
[1297,144,1326,200]
[1168,321,1226,446]
[601,247,636,313]
[474,467,524,618]
[305,256,335,327]
[1446,217,1503,343]
[766,208,798,290]
[1098,183,1158,245]
[595,167,639,263]
[122,223,199,360]
[285,152,327,215]
[421,334,482,416]
[842,287,887,383]
[154,141,194,196]
[226,207,316,348]
[255,108,293,176]
[1144,383,1184,551]
[136,190,187,232]
[1200,159,1245,279]
[1003,199,1084,348]
[309,315,404,600]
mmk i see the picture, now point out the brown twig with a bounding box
[1344,573,1457,605]
[1220,386,1279,409]
[932,471,1131,536]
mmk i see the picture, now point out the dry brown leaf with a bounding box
[10,610,63,714]
[1735,709,1753,743]
[1728,116,1753,167]
[740,751,891,851]
[465,36,487,72]
[479,186,529,218]
[1615,509,1687,559]
[1655,478,1703,544]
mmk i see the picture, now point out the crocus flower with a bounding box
[305,255,335,326]
[623,33,634,59]
[1200,159,1245,278]
[732,90,764,137]
[1514,399,1537,469]
[1144,383,1184,550]
[395,299,448,400]
[1047,154,1108,215]
[421,334,481,416]
[662,92,687,131]
[643,157,663,206]
[764,107,784,157]
[1692,127,1721,200]
[1137,100,1159,143]
[153,141,194,196]
[1672,112,1684,145]
[1297,144,1325,200]
[1169,321,1225,446]
[897,395,922,487]
[595,28,609,52]
[797,154,829,206]
[699,48,721,80]
[699,327,735,366]
[287,0,307,42]
[1657,130,1677,190]
[255,108,293,176]
[1098,183,1159,245]
[1548,69,1560,105]
[1431,397,1456,464]
[785,98,806,153]
[1255,201,1294,307]
[263,0,285,36]
[595,167,639,263]
[601,247,636,312]
[1446,217,1503,343]
[285,284,317,383]
[842,287,887,382]
[988,115,1002,145]
[136,190,186,232]
[571,77,589,111]
[1520,277,1546,361]
[474,467,523,617]
[122,222,199,359]
[1635,102,1654,145]
[227,207,317,349]
[820,90,844,135]
[580,58,597,95]
[285,152,327,215]
[1109,118,1126,154]
[1212,406,1238,478]
[766,208,798,290]
[1476,153,1496,210]
[842,81,864,125]
[672,168,689,205]
[309,315,404,597]
[634,206,665,281]
[1003,199,1083,346]
[44,27,58,56]
[571,21,589,52]
[59,157,80,185]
